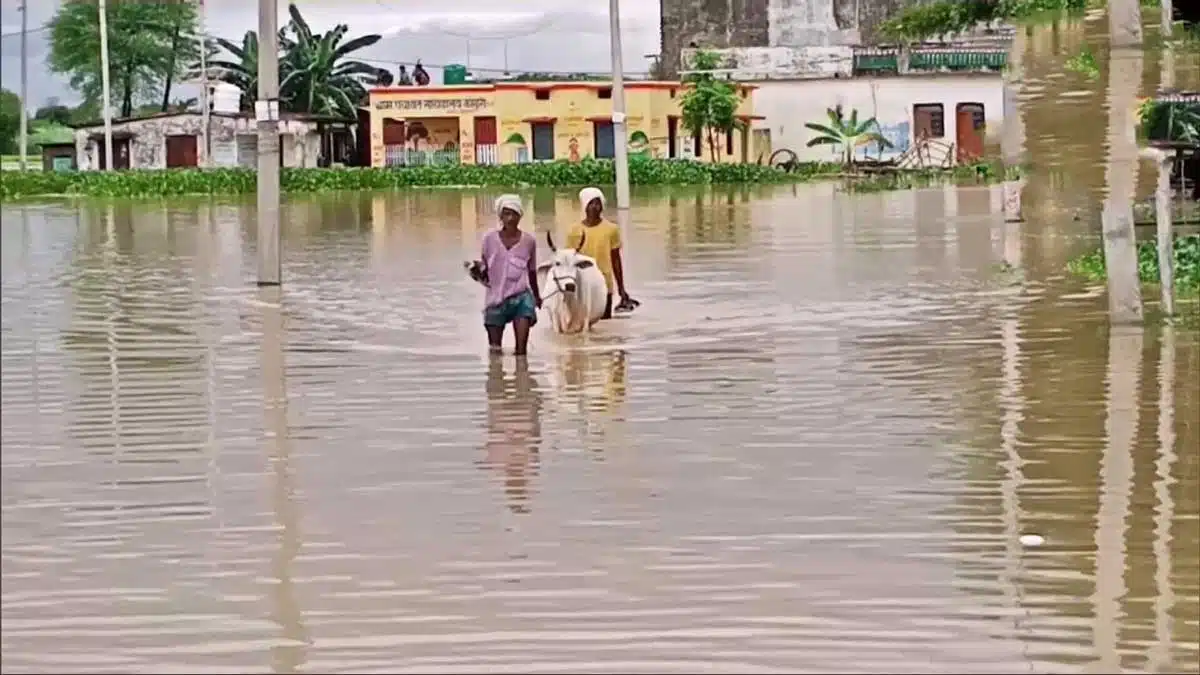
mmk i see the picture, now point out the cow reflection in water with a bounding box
[551,349,628,452]
[482,356,544,513]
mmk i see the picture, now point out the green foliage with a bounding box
[207,3,388,117]
[0,89,21,155]
[1064,47,1100,80]
[1137,99,1200,144]
[804,106,892,167]
[0,157,842,199]
[48,0,200,118]
[678,50,742,163]
[34,101,73,126]
[878,0,1088,43]
[1066,235,1200,296]
[29,122,74,152]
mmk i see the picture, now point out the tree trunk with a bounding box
[1101,0,1144,324]
[121,63,135,118]
[161,26,180,112]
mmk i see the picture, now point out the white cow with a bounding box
[537,231,608,334]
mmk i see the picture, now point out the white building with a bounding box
[752,72,1004,165]
[72,110,357,171]
[682,38,1009,167]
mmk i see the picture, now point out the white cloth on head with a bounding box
[578,187,606,216]
[494,194,524,217]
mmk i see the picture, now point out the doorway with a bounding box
[165,134,199,168]
[955,102,986,163]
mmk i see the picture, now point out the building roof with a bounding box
[69,110,355,129]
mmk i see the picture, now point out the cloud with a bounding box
[0,0,662,107]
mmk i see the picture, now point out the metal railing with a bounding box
[384,146,460,167]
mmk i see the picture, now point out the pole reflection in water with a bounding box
[1148,326,1177,672]
[482,356,543,515]
[1093,325,1141,672]
[998,310,1030,661]
[259,287,309,672]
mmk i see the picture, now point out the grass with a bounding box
[1066,235,1200,297]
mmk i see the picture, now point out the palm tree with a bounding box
[278,3,390,117]
[206,4,389,117]
[804,106,893,168]
[207,30,262,112]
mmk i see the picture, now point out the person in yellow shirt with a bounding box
[566,187,639,319]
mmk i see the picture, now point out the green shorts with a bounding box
[484,290,538,327]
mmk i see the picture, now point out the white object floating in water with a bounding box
[1019,534,1045,547]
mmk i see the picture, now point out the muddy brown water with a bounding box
[1,183,1197,674]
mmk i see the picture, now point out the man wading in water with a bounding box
[566,187,639,319]
[478,195,542,356]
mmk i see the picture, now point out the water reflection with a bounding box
[259,287,308,671]
[1,182,1198,672]
[482,356,543,514]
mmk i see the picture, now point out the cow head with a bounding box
[540,231,595,296]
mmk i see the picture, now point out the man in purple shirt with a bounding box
[478,195,542,356]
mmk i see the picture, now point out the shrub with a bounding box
[0,157,843,199]
[1066,235,1200,296]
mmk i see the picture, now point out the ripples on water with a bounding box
[1,184,1197,674]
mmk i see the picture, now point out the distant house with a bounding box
[69,110,358,170]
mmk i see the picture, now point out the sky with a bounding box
[0,0,663,108]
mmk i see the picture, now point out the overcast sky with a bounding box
[0,0,662,108]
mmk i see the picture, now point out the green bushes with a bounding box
[0,156,842,199]
[1066,235,1200,296]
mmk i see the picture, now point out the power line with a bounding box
[0,24,48,39]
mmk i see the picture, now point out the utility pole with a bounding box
[198,0,210,167]
[608,0,630,212]
[256,0,281,286]
[99,0,114,170]
[18,0,28,171]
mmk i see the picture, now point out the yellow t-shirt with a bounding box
[566,220,621,292]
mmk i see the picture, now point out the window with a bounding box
[693,131,702,158]
[725,129,734,156]
[531,122,555,160]
[912,103,945,139]
[535,89,551,101]
[594,121,615,158]
[598,87,612,99]
[669,88,676,98]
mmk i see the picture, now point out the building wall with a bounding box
[751,74,1004,164]
[367,82,760,167]
[660,0,925,75]
[74,114,327,170]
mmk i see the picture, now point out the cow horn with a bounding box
[546,231,556,252]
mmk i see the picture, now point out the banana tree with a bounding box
[207,30,265,112]
[804,106,893,168]
[278,3,391,118]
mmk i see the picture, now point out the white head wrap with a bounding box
[578,187,606,217]
[494,194,524,218]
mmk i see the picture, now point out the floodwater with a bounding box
[1,182,1197,674]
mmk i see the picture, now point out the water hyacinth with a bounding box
[0,158,844,200]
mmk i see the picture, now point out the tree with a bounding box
[678,50,741,162]
[208,3,389,117]
[803,106,892,168]
[34,98,73,126]
[48,0,200,118]
[0,89,22,155]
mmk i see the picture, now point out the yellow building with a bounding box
[365,81,762,167]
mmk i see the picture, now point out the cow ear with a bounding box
[575,259,594,269]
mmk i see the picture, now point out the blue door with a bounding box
[593,122,615,158]
[531,123,555,160]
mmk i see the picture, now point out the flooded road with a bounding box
[2,184,1197,673]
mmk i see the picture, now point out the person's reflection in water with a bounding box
[557,349,627,456]
[482,356,543,514]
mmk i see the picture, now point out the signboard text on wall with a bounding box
[374,97,490,114]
